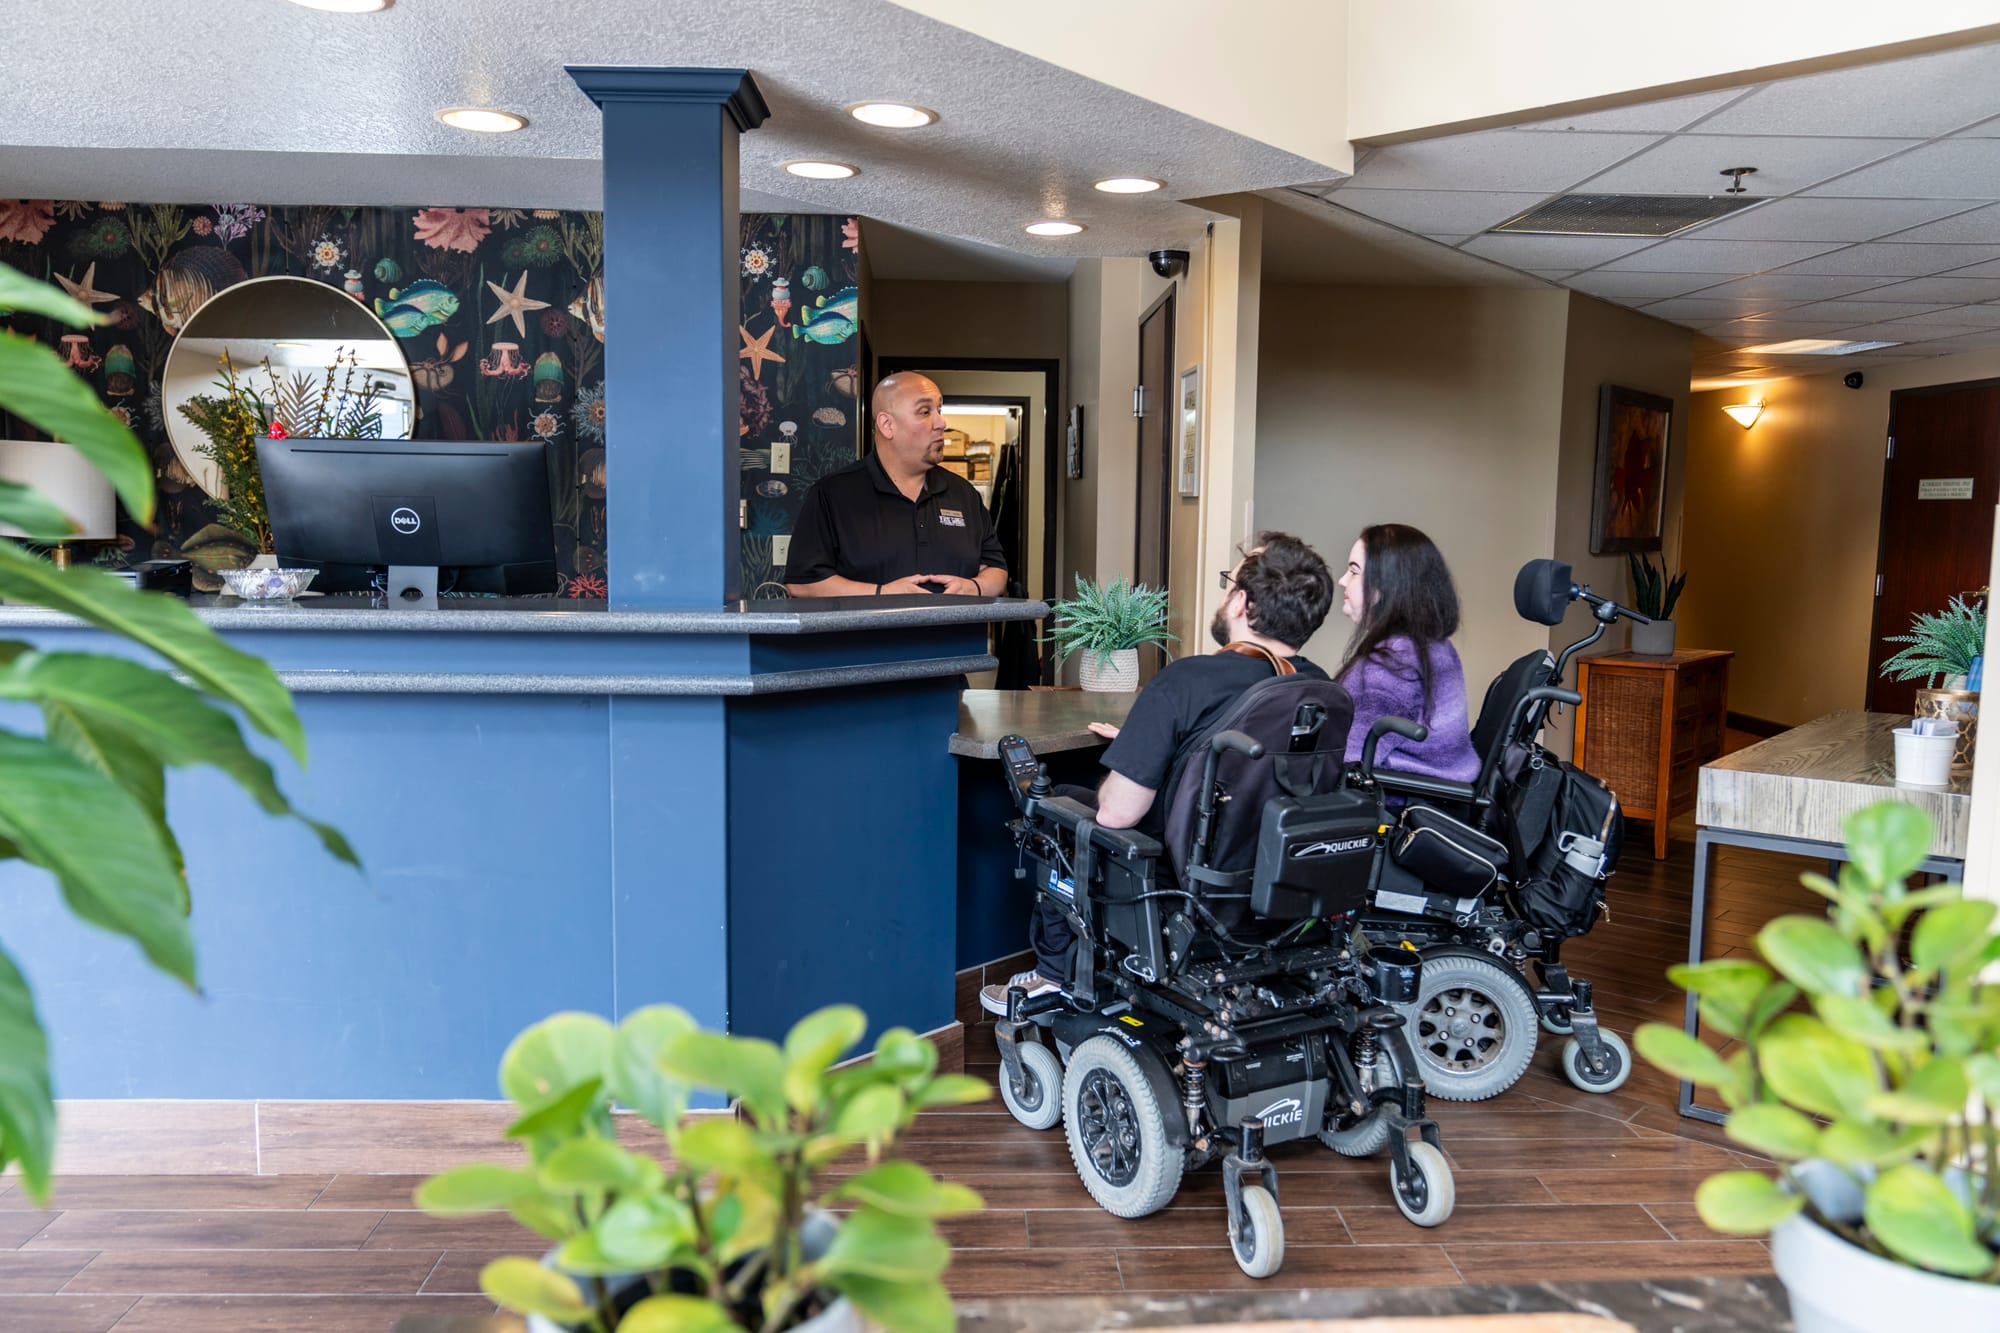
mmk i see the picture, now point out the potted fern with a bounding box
[1043,574,1175,692]
[1635,801,2000,1332]
[1626,551,1686,655]
[1881,593,1985,771]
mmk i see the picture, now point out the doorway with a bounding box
[1867,379,2000,714]
[1135,291,1175,683]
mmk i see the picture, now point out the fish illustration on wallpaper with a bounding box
[372,280,461,337]
[790,286,856,345]
[136,248,247,334]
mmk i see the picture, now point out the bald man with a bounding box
[783,373,1009,597]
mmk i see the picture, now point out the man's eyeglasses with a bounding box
[1218,568,1240,592]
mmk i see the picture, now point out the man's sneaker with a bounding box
[979,969,1063,1017]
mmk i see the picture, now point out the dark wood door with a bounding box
[1868,380,2000,714]
[1135,293,1174,681]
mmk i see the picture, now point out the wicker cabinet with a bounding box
[1574,650,1733,860]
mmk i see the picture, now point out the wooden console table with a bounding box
[1574,649,1732,859]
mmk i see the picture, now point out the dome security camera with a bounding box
[1148,249,1189,280]
[1843,371,1865,390]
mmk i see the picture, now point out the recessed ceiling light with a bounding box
[783,160,859,180]
[437,107,528,134]
[286,0,392,11]
[1740,337,1901,356]
[1094,177,1163,194]
[847,102,938,129]
[1025,221,1084,237]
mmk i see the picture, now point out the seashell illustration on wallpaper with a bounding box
[136,247,248,335]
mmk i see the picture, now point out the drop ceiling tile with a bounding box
[1424,234,1473,247]
[1575,134,1918,196]
[1698,320,1862,341]
[1348,131,1660,193]
[1600,238,1846,273]
[1959,115,2000,137]
[1888,303,2000,326]
[1853,275,2000,302]
[1517,89,1751,134]
[1693,44,2000,138]
[1520,268,1578,281]
[1806,140,2000,200]
[1877,203,2000,243]
[1684,197,1974,242]
[1780,300,1955,323]
[1829,323,1985,344]
[1326,189,1549,234]
[1932,256,2000,278]
[1565,270,1736,301]
[1894,329,2000,356]
[1675,273,1902,301]
[1459,232,1659,268]
[1778,241,2000,276]
[1640,296,1809,320]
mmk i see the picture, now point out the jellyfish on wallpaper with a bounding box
[533,352,565,403]
[101,344,138,397]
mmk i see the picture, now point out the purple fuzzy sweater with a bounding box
[1338,636,1481,783]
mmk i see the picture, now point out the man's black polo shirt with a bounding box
[786,450,1007,588]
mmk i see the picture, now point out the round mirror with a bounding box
[161,276,416,498]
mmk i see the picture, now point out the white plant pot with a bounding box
[1629,617,1677,655]
[1772,1210,2000,1333]
[248,552,281,570]
[1078,647,1140,692]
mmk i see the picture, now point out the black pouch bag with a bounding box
[1503,744,1623,938]
[1389,804,1508,897]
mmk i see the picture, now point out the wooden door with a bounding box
[1135,292,1174,681]
[1868,380,2000,714]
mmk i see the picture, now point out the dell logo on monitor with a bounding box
[389,507,422,535]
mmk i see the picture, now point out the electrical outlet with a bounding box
[771,441,792,473]
[772,535,791,567]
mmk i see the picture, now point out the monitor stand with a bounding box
[386,565,439,610]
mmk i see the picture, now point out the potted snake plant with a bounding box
[1635,800,2000,1332]
[1043,573,1175,691]
[1626,551,1686,655]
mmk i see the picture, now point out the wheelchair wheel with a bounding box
[1390,1141,1455,1228]
[1062,1036,1183,1218]
[1408,953,1538,1103]
[1229,1184,1285,1278]
[999,1040,1064,1131]
[1561,1028,1633,1093]
[1320,1033,1408,1158]
[1539,1007,1574,1036]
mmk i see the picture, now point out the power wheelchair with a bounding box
[989,671,1457,1279]
[1352,558,1648,1102]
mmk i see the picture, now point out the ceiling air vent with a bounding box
[1491,194,1762,238]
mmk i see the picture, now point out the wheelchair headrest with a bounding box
[1514,560,1573,627]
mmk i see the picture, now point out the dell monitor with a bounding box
[256,437,557,606]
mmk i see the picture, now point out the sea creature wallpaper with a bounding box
[0,201,860,597]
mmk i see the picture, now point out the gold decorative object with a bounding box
[1914,687,1978,772]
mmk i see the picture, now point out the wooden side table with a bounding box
[1574,649,1733,859]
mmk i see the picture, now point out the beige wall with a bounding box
[1252,283,1571,700]
[1678,348,2000,727]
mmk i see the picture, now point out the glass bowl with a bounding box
[219,566,319,602]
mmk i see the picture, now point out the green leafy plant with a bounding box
[1635,800,2000,1281]
[417,1004,989,1333]
[1042,573,1176,671]
[0,262,356,1202]
[1627,551,1687,621]
[1880,594,1988,688]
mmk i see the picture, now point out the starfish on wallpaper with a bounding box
[55,262,119,308]
[739,322,786,381]
[485,270,551,338]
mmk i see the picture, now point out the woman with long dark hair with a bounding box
[1336,523,1480,782]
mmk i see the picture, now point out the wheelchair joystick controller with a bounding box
[1028,764,1052,800]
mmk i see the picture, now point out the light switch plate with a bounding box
[772,535,791,567]
[771,441,792,473]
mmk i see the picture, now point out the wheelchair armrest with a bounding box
[1036,795,1165,861]
[1371,770,1483,807]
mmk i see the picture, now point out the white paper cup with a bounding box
[1893,726,1956,787]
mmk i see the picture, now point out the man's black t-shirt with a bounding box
[786,451,1007,588]
[1101,650,1329,838]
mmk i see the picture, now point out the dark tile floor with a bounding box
[2,767,1826,1331]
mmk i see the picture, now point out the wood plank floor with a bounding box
[3,764,1826,1330]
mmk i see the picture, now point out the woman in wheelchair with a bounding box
[1335,523,1480,785]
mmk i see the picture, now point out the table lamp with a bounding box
[0,439,118,568]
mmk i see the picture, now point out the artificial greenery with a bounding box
[176,348,384,553]
[1636,801,2000,1282]
[1043,574,1176,671]
[417,1004,988,1333]
[1627,551,1687,622]
[0,262,355,1202]
[1880,594,1988,689]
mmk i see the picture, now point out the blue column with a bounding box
[567,66,769,610]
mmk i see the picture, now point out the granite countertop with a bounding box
[951,687,1141,758]
[0,593,1048,636]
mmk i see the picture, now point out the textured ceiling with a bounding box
[1314,40,2000,383]
[0,0,1332,272]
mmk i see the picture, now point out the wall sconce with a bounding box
[1721,400,1765,429]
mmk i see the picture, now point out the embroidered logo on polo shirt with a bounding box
[938,507,967,528]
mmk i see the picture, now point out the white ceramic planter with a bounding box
[1079,647,1139,692]
[1629,617,1676,655]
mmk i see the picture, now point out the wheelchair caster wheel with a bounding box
[1391,1141,1455,1228]
[999,1041,1064,1131]
[1561,1028,1632,1093]
[1539,1007,1574,1036]
[1229,1183,1284,1278]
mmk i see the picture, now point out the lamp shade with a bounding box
[1721,400,1765,429]
[0,440,118,540]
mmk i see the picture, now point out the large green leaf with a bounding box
[1865,1164,1996,1277]
[41,695,186,899]
[1813,993,1926,1053]
[1910,900,1998,977]
[1759,1014,1879,1120]
[500,1012,614,1110]
[413,1164,541,1214]
[0,480,85,542]
[480,1256,594,1323]
[782,1003,866,1111]
[1843,802,1933,889]
[14,651,354,867]
[0,333,152,524]
[0,944,55,1203]
[618,1294,739,1333]
[0,730,192,985]
[1866,1056,1970,1126]
[610,1004,696,1128]
[660,1031,786,1121]
[836,1274,955,1333]
[1694,1171,1801,1234]
[0,265,102,325]
[1723,1104,1820,1161]
[586,1193,696,1271]
[829,1161,983,1218]
[1756,917,1868,996]
[0,548,303,763]
[538,1137,662,1196]
[1634,1023,1735,1089]
[818,1205,950,1283]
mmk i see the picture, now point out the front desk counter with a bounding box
[0,593,1045,1103]
[950,687,1139,969]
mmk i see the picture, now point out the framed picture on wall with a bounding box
[1590,383,1673,554]
[1066,403,1084,480]
[1176,366,1202,497]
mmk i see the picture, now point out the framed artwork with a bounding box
[1066,403,1084,480]
[1590,384,1672,554]
[1176,366,1202,497]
